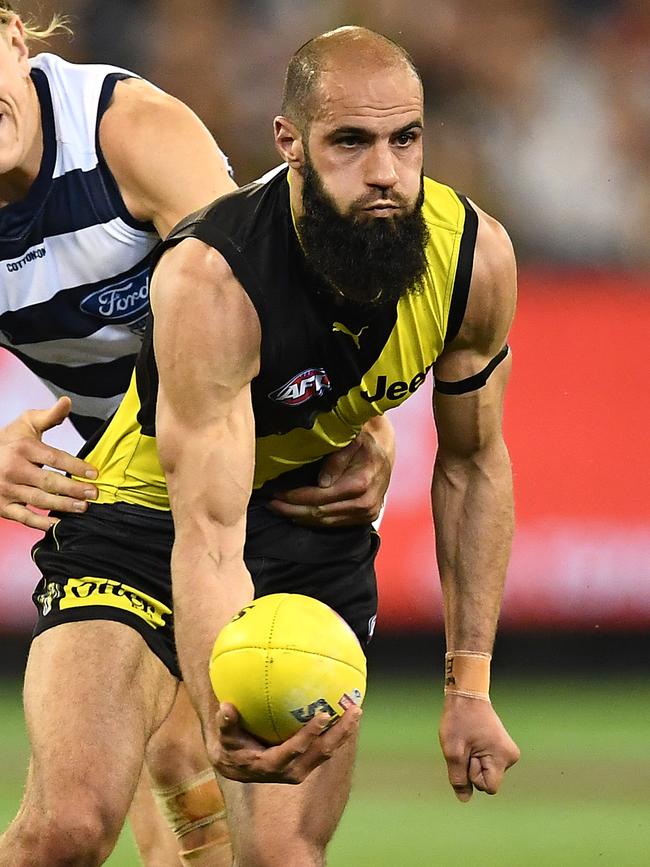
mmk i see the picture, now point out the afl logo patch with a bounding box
[268,368,332,406]
[80,268,149,323]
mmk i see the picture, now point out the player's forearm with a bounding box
[164,432,255,722]
[171,520,253,722]
[431,436,513,651]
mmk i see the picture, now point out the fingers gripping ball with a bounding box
[209,593,367,744]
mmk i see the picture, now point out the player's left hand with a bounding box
[213,702,361,784]
[269,429,391,527]
[438,694,520,802]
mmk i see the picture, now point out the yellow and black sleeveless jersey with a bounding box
[81,166,477,509]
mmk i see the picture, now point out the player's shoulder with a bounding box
[470,200,516,301]
[101,76,184,131]
[189,164,290,244]
[455,200,516,354]
[422,176,475,241]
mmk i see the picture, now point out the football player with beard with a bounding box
[8,25,519,866]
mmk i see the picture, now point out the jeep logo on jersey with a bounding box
[268,368,332,406]
[80,268,149,323]
[360,362,433,403]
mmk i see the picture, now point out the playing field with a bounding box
[1,676,648,866]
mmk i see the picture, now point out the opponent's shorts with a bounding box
[31,501,379,678]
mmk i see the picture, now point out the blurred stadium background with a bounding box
[1,1,649,864]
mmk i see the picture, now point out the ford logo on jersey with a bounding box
[80,269,149,323]
[268,368,332,406]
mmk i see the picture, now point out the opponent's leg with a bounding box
[0,621,177,867]
[142,683,231,866]
[220,728,358,867]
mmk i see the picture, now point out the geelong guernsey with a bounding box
[0,53,159,438]
[83,166,477,508]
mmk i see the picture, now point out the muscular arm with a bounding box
[433,204,520,800]
[151,241,360,781]
[151,239,259,723]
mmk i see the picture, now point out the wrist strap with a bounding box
[444,650,491,702]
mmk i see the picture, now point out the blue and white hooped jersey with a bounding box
[0,53,159,438]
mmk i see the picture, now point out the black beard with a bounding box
[296,161,429,307]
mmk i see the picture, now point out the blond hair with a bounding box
[0,3,71,43]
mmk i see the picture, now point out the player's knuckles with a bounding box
[442,742,468,765]
[345,475,369,498]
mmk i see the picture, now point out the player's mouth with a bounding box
[363,202,400,216]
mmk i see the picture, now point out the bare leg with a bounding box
[0,621,177,867]
[220,730,358,867]
[142,684,231,865]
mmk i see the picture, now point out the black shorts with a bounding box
[31,502,379,678]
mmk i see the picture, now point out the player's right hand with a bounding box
[0,396,98,530]
[212,702,361,784]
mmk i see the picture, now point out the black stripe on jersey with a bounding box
[0,70,56,242]
[0,256,151,345]
[95,73,155,234]
[253,233,400,438]
[435,345,509,395]
[3,345,137,398]
[41,167,136,238]
[134,319,158,437]
[0,167,143,262]
[444,195,478,345]
[69,412,105,439]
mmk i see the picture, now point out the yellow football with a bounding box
[209,593,367,744]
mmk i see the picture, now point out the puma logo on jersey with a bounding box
[361,363,433,403]
[332,321,368,349]
[268,368,332,406]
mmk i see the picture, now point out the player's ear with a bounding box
[4,15,30,73]
[274,116,305,170]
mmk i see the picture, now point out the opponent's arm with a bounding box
[152,240,359,783]
[432,204,520,802]
[270,414,395,526]
[0,83,238,531]
[99,78,237,237]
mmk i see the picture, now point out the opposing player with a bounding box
[4,24,520,866]
[0,7,393,864]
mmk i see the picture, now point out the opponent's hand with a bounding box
[269,429,391,527]
[212,702,361,784]
[0,397,98,530]
[438,694,520,802]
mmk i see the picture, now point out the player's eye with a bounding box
[394,131,418,146]
[336,136,364,148]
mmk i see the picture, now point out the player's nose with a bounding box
[363,143,399,190]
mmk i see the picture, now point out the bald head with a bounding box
[281,26,421,133]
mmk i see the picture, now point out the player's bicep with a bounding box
[433,351,511,458]
[150,239,260,522]
[432,206,516,458]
